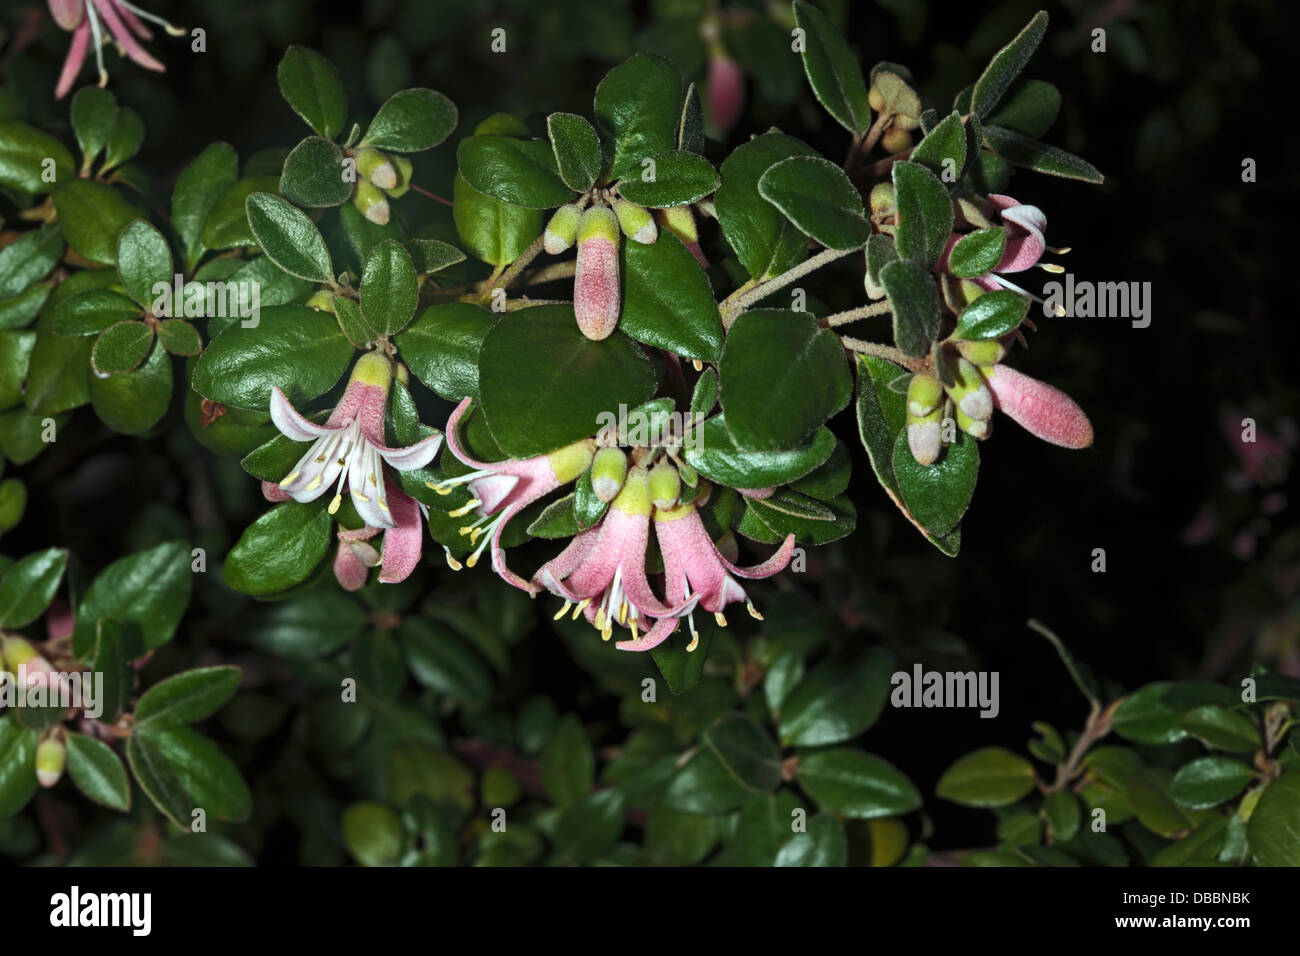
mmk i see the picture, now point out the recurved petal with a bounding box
[377,479,424,583]
[374,432,443,471]
[270,387,335,441]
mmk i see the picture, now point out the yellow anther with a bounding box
[554,601,573,621]
[353,492,370,503]
[1039,263,1065,274]
[714,612,728,628]
[314,454,326,463]
[448,499,480,518]
[601,620,613,641]
[279,471,299,487]
[629,619,639,641]
[746,602,764,621]
[686,632,700,652]
[305,475,323,491]
[378,499,389,513]
[466,552,481,568]
[443,547,463,571]
[618,601,629,625]
[328,494,342,515]
[594,607,606,630]
[427,482,455,495]
[368,473,377,486]
[573,599,590,620]
[691,359,703,371]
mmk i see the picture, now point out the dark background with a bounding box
[2,0,1294,860]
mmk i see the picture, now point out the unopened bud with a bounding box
[306,291,335,313]
[574,206,621,341]
[882,126,913,154]
[954,339,1006,366]
[544,203,581,255]
[907,414,943,465]
[613,198,657,245]
[985,364,1093,449]
[356,148,398,190]
[946,358,993,422]
[906,372,944,418]
[387,156,413,198]
[36,737,65,788]
[354,181,390,225]
[648,460,682,510]
[707,52,745,134]
[590,447,628,503]
[2,636,39,669]
[869,183,895,216]
[955,407,990,440]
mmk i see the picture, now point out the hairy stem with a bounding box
[720,247,858,329]
[824,300,892,327]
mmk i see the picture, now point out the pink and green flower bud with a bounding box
[2,635,40,670]
[882,126,913,154]
[36,737,65,788]
[907,372,944,418]
[985,364,1094,449]
[348,351,394,394]
[356,148,398,190]
[613,198,657,245]
[955,339,1006,367]
[387,156,413,198]
[946,358,993,422]
[955,407,990,440]
[590,446,628,503]
[648,460,682,511]
[306,291,335,313]
[574,206,621,341]
[869,183,895,216]
[354,180,390,225]
[544,203,581,255]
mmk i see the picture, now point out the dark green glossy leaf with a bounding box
[245,191,333,282]
[620,231,722,361]
[457,136,573,209]
[792,0,871,134]
[892,427,979,538]
[757,156,869,250]
[277,46,346,139]
[279,135,351,207]
[362,88,457,152]
[547,112,602,192]
[936,747,1037,807]
[971,11,1049,119]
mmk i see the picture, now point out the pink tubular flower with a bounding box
[533,466,698,647]
[706,51,745,136]
[50,0,185,100]
[573,206,621,341]
[936,195,1067,310]
[983,364,1093,449]
[270,353,442,584]
[619,502,795,652]
[432,397,596,589]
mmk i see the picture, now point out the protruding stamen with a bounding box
[573,599,590,620]
[746,601,764,621]
[279,471,300,487]
[448,499,481,518]
[328,494,342,514]
[554,600,573,621]
[1038,263,1065,274]
[692,359,703,372]
[1046,245,1071,255]
[714,612,728,627]
[442,545,463,571]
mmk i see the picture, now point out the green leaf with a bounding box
[128,726,252,826]
[982,125,1104,183]
[774,813,846,866]
[248,591,365,658]
[457,136,573,209]
[792,0,872,135]
[738,491,856,546]
[552,789,626,864]
[0,478,25,534]
[703,713,782,792]
[715,132,817,281]
[0,285,51,332]
[90,332,172,428]
[615,149,719,208]
[1179,705,1259,753]
[540,715,594,808]
[115,219,173,308]
[1044,790,1080,842]
[101,107,143,173]
[277,46,347,139]
[1167,757,1253,809]
[279,136,352,207]
[51,180,138,265]
[0,330,34,409]
[948,228,1006,279]
[685,417,835,488]
[1248,773,1300,866]
[719,309,850,450]
[245,191,333,282]
[593,53,684,180]
[971,11,1049,120]
[51,290,140,337]
[396,302,495,400]
[664,746,750,814]
[200,176,280,250]
[547,112,602,192]
[880,258,940,357]
[1127,768,1194,837]
[892,427,979,538]
[476,306,657,458]
[70,86,117,169]
[342,801,404,866]
[225,254,314,311]
[734,791,802,866]
[404,239,466,275]
[757,156,869,250]
[620,232,722,361]
[0,225,63,300]
[779,648,894,747]
[0,121,75,194]
[936,747,1037,807]
[988,79,1061,139]
[332,296,378,350]
[72,541,192,658]
[192,305,352,411]
[87,617,133,722]
[1111,683,1189,745]
[135,667,242,728]
[360,240,419,335]
[892,160,953,268]
[910,110,967,179]
[400,618,493,705]
[0,547,67,627]
[451,172,543,266]
[0,718,37,818]
[65,733,131,811]
[171,142,238,272]
[362,88,457,152]
[797,749,921,818]
[156,319,202,356]
[953,288,1028,340]
[223,501,331,597]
